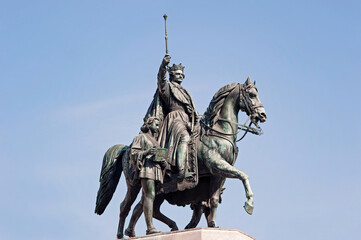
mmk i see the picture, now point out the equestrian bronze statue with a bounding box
[94,15,267,239]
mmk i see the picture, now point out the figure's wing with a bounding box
[95,144,128,215]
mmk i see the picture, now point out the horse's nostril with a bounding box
[259,112,267,121]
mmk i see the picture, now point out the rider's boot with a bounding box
[176,135,191,180]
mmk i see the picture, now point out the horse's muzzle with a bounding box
[251,111,267,125]
[258,112,267,123]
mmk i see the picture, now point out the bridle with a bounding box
[240,82,264,117]
[200,83,263,142]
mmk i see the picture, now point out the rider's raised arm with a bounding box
[157,55,171,92]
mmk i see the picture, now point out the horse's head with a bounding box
[239,77,267,126]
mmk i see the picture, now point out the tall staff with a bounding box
[163,14,168,54]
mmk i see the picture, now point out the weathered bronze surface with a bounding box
[95,15,267,239]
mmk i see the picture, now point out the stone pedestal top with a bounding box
[125,228,255,240]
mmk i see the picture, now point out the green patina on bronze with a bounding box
[95,15,267,239]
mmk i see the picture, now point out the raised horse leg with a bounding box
[117,182,141,239]
[204,148,254,215]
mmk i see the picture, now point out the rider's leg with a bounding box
[176,131,191,174]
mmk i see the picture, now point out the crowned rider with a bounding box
[146,54,199,179]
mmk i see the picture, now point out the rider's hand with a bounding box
[162,54,171,66]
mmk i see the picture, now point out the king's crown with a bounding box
[168,63,185,73]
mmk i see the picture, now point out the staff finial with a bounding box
[163,14,168,54]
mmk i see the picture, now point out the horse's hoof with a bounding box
[125,227,136,237]
[208,221,219,228]
[170,224,179,231]
[244,201,254,215]
[146,228,161,235]
[185,223,195,229]
[116,233,123,239]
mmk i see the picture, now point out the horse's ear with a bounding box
[254,80,256,85]
[245,76,251,85]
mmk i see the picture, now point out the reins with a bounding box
[201,115,263,142]
[218,116,252,142]
[199,83,263,142]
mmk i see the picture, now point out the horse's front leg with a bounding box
[203,147,254,215]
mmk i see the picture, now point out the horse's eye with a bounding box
[249,93,256,98]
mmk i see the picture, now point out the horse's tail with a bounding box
[95,144,128,215]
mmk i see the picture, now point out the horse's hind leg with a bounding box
[153,196,179,231]
[204,148,254,215]
[126,195,178,234]
[185,203,205,229]
[117,182,141,239]
[124,200,143,237]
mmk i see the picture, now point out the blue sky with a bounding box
[1,1,360,239]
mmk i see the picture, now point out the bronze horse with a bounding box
[95,78,267,238]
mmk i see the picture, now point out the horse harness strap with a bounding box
[198,82,265,161]
[217,115,263,139]
[199,85,263,142]
[239,83,264,116]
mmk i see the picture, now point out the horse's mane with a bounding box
[202,83,239,127]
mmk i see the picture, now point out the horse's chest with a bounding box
[201,136,235,164]
[216,139,234,163]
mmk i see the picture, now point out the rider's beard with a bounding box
[171,77,183,84]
